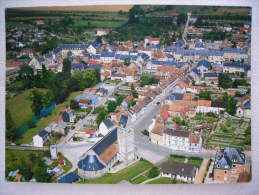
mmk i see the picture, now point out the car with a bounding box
[156,102,160,105]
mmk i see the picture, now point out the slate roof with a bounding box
[102,119,114,129]
[167,93,184,101]
[101,52,115,58]
[92,128,117,155]
[211,101,226,108]
[223,62,247,68]
[38,130,49,138]
[71,63,88,69]
[119,114,128,128]
[204,72,218,77]
[58,172,80,183]
[59,44,88,50]
[162,162,197,178]
[197,60,211,68]
[91,41,101,49]
[77,152,106,171]
[214,148,245,169]
[164,129,190,137]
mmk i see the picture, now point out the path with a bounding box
[141,175,161,184]
[194,158,210,184]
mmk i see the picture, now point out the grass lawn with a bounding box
[188,157,203,167]
[131,175,149,184]
[167,155,186,163]
[147,177,172,184]
[15,90,83,144]
[77,159,153,184]
[6,88,48,129]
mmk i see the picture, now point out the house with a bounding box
[150,118,165,145]
[33,130,51,147]
[196,60,211,77]
[118,114,128,128]
[98,119,115,136]
[96,28,109,36]
[75,93,99,106]
[189,134,202,152]
[58,172,80,183]
[62,111,76,123]
[35,20,45,25]
[87,41,101,55]
[144,37,160,46]
[121,95,134,108]
[203,72,219,85]
[162,129,190,151]
[213,148,246,183]
[47,115,68,135]
[223,62,246,73]
[96,88,108,97]
[161,162,198,183]
[236,99,251,118]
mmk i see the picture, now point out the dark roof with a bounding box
[92,128,117,155]
[164,129,190,137]
[91,41,101,49]
[77,153,105,171]
[119,115,128,128]
[214,148,245,169]
[204,72,218,77]
[162,162,197,178]
[102,119,114,129]
[58,172,79,183]
[167,93,184,100]
[223,62,247,68]
[211,101,226,108]
[71,63,88,69]
[38,130,49,138]
[197,60,211,68]
[59,44,88,50]
[62,111,70,122]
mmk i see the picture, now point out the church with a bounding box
[77,115,137,179]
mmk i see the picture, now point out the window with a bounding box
[224,171,227,174]
[233,165,236,168]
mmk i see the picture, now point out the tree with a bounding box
[198,91,212,100]
[62,58,71,77]
[30,90,44,115]
[6,108,16,141]
[17,65,35,89]
[96,111,108,125]
[223,93,237,116]
[131,85,138,98]
[140,74,159,86]
[70,99,80,110]
[147,166,160,178]
[142,129,149,136]
[107,101,117,113]
[218,73,232,89]
[124,58,130,66]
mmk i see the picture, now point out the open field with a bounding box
[15,90,83,144]
[8,5,133,12]
[76,159,153,184]
[74,19,126,28]
[6,88,48,129]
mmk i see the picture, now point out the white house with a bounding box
[98,119,115,136]
[33,130,51,147]
[162,129,190,151]
[161,162,198,183]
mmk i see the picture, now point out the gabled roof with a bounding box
[204,72,218,77]
[164,129,190,137]
[92,128,117,155]
[102,119,114,129]
[162,162,197,178]
[38,130,49,138]
[167,93,184,101]
[119,115,128,128]
[91,41,102,49]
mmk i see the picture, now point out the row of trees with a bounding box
[218,73,249,89]
[17,59,100,104]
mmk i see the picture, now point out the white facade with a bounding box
[33,135,44,147]
[87,45,97,55]
[162,134,190,151]
[98,121,114,136]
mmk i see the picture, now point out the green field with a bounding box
[13,90,82,144]
[77,159,153,184]
[147,177,187,184]
[6,88,48,129]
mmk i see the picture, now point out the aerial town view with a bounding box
[5,5,251,184]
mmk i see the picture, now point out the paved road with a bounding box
[194,158,210,184]
[182,12,191,42]
[6,145,49,151]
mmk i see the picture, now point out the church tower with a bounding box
[117,127,135,165]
